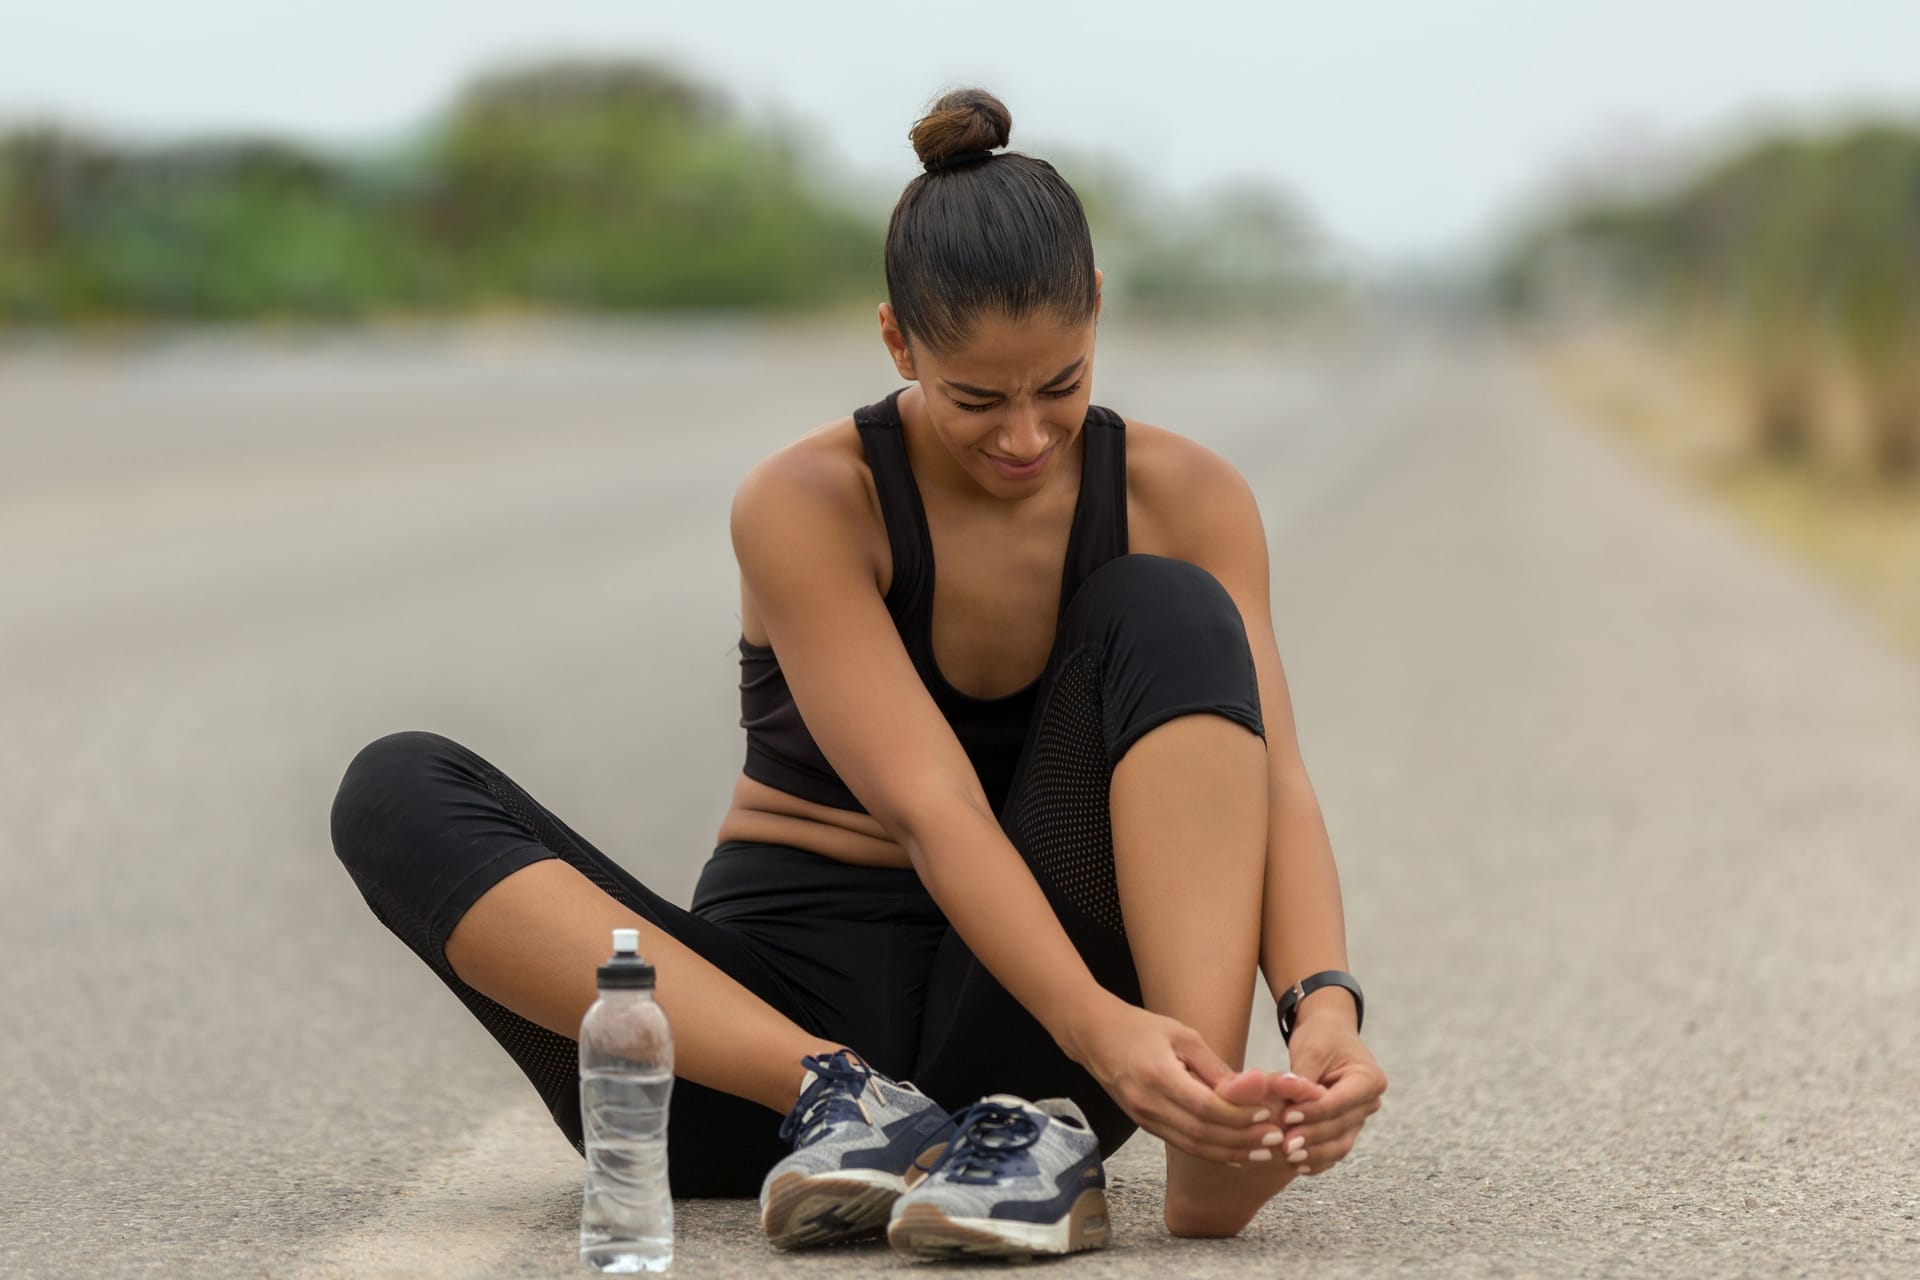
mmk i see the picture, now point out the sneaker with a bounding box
[886,1094,1111,1258]
[758,1049,957,1249]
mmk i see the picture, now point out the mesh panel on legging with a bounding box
[348,764,633,1155]
[1001,647,1125,936]
[443,773,617,1150]
[913,643,1141,1156]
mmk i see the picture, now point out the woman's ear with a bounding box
[877,303,917,380]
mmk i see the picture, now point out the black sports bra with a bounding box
[737,386,1128,814]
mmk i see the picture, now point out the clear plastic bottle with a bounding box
[579,928,674,1273]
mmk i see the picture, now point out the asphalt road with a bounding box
[2,316,1914,1278]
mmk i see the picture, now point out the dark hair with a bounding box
[885,89,1098,355]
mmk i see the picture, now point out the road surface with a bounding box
[2,316,1914,1277]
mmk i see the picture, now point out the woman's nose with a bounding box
[996,404,1048,457]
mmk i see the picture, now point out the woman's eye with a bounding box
[952,381,1082,413]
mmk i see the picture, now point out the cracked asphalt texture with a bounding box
[2,317,1914,1277]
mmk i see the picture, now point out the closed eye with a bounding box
[952,381,1083,413]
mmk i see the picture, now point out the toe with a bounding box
[1213,1068,1269,1108]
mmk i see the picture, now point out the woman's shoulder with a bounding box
[1117,413,1261,560]
[1119,414,1253,510]
[733,411,871,513]
[730,410,888,579]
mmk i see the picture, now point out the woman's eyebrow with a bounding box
[941,357,1085,399]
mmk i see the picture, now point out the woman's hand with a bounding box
[1273,1019,1386,1175]
[1066,999,1315,1164]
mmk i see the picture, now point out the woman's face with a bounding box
[880,278,1102,499]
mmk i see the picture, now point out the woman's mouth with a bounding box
[983,447,1053,480]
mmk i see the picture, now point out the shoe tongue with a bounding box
[803,1051,870,1094]
[794,1059,871,1120]
[971,1094,1046,1137]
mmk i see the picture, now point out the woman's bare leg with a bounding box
[444,858,840,1114]
[1109,714,1300,1236]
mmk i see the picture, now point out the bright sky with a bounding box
[5,1,1917,264]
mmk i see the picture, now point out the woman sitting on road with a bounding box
[331,87,1386,1258]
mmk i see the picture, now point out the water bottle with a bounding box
[579,927,674,1273]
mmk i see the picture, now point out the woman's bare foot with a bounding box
[1163,1069,1326,1237]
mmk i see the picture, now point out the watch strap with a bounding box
[1277,970,1364,1044]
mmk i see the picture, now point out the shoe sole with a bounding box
[886,1188,1111,1258]
[761,1169,906,1249]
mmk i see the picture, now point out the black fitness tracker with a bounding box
[1277,970,1365,1044]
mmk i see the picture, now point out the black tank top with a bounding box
[738,386,1129,815]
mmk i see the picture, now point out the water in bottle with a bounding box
[579,927,674,1273]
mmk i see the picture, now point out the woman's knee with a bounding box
[1063,555,1265,755]
[1070,554,1250,654]
[330,729,475,885]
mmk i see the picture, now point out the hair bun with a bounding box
[909,88,1012,169]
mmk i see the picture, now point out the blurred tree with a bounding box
[0,58,1328,327]
[1823,127,1920,478]
[1501,119,1920,482]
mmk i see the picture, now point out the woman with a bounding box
[331,87,1385,1255]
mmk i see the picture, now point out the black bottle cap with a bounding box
[598,928,656,989]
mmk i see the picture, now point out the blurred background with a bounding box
[5,2,1919,642]
[4,4,1918,1277]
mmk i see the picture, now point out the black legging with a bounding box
[330,554,1264,1196]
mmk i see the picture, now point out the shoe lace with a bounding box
[777,1050,872,1148]
[922,1100,1040,1183]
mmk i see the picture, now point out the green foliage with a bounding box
[0,57,1323,325]
[0,59,882,322]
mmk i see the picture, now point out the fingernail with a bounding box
[1286,1136,1305,1153]
[1248,1149,1273,1162]
[1261,1132,1285,1147]
[1288,1149,1308,1164]
[1284,1110,1305,1125]
[1251,1109,1271,1124]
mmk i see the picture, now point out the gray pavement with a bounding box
[1,316,1914,1277]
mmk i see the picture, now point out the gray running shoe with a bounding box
[887,1094,1111,1258]
[758,1049,956,1250]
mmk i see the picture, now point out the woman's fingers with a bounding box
[1170,1025,1236,1089]
[1137,1108,1274,1165]
[1117,1067,1292,1163]
[1275,1069,1382,1129]
[1299,1130,1356,1174]
[1168,1063,1261,1123]
[1281,1097,1381,1172]
[1128,1089,1276,1156]
[1265,1072,1329,1106]
[1281,1108,1369,1152]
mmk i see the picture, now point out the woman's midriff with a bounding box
[712,771,915,869]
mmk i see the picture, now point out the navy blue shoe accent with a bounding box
[843,1106,955,1172]
[777,1049,871,1149]
[992,1159,1107,1223]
